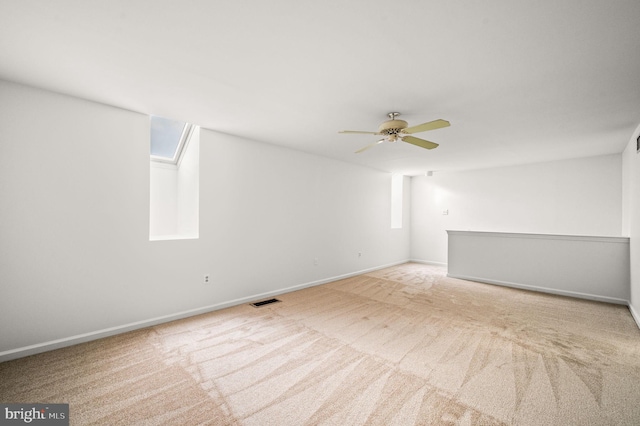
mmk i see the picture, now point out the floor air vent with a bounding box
[250,298,281,307]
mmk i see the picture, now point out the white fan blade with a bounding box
[403,119,450,134]
[356,139,385,153]
[340,130,382,135]
[402,136,439,150]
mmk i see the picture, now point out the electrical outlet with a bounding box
[203,274,210,284]
[358,252,362,257]
[313,258,318,266]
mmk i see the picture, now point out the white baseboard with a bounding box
[447,273,629,306]
[0,259,410,363]
[629,303,640,330]
[410,258,447,268]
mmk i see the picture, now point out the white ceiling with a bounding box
[1,0,639,175]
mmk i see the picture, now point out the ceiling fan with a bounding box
[340,112,450,153]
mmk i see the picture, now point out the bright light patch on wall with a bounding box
[391,174,403,229]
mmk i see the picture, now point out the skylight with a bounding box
[150,115,193,164]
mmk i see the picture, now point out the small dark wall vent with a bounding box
[250,298,281,307]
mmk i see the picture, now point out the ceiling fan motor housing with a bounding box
[378,119,408,135]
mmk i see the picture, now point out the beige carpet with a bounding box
[1,263,639,425]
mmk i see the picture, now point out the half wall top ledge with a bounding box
[447,230,630,243]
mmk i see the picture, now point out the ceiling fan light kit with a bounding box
[340,112,450,153]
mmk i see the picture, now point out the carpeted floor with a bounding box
[1,263,639,425]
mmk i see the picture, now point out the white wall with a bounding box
[622,125,640,326]
[150,163,178,236]
[199,132,412,295]
[411,155,623,265]
[0,80,411,359]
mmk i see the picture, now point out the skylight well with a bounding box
[149,115,200,241]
